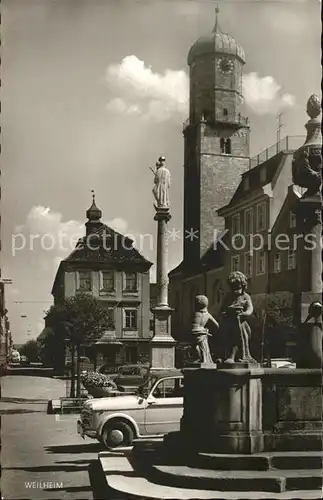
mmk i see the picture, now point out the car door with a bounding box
[144,377,184,435]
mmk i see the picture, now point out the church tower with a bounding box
[183,8,250,262]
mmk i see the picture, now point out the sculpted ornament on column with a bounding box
[152,156,171,211]
[292,94,322,198]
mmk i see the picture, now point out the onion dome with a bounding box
[187,7,245,65]
[86,190,102,221]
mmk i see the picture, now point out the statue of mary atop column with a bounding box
[152,156,171,210]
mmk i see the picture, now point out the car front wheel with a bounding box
[101,420,134,449]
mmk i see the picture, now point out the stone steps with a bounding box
[150,465,322,493]
[98,452,323,500]
[192,451,323,471]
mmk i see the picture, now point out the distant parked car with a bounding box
[11,350,21,363]
[20,355,30,366]
[77,369,184,448]
[269,358,296,369]
[97,364,121,378]
[114,364,150,389]
[98,364,150,388]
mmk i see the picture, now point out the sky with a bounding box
[1,0,321,344]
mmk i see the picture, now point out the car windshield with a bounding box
[136,375,157,397]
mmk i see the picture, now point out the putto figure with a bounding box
[152,156,171,209]
[190,295,219,364]
[220,272,256,364]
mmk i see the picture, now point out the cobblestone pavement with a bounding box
[1,376,104,500]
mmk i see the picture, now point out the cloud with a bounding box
[14,206,129,268]
[106,217,129,234]
[106,98,141,116]
[105,55,189,122]
[106,57,295,120]
[243,72,296,115]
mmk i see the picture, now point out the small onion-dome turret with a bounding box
[86,190,102,221]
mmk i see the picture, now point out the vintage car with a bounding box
[77,369,184,448]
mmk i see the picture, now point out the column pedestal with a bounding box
[178,365,264,454]
[150,306,175,369]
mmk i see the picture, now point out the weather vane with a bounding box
[214,4,220,32]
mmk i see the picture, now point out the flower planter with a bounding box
[80,371,118,398]
[84,385,116,398]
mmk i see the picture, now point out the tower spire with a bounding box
[213,4,220,33]
[86,189,102,221]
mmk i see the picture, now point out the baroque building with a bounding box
[51,195,153,367]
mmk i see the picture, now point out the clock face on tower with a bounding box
[217,57,234,75]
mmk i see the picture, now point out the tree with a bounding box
[20,339,41,362]
[37,327,61,368]
[45,294,113,397]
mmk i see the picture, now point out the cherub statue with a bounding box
[220,271,256,364]
[152,156,171,210]
[190,295,219,364]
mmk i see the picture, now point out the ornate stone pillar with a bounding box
[292,94,322,368]
[150,157,175,369]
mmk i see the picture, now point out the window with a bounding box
[256,203,266,231]
[231,255,240,272]
[256,250,266,275]
[124,309,138,329]
[220,138,231,155]
[100,271,114,292]
[289,211,297,229]
[77,271,92,291]
[231,214,241,235]
[245,208,253,235]
[244,253,253,277]
[288,250,296,270]
[124,272,137,292]
[152,378,184,399]
[274,253,281,273]
[223,108,228,116]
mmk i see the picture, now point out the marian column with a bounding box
[150,156,175,369]
[292,94,322,368]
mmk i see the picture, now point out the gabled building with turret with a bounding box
[51,195,153,367]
